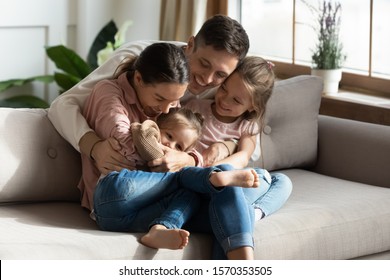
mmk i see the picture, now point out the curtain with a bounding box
[206,0,228,18]
[160,0,228,42]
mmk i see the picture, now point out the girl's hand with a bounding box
[148,145,194,172]
[202,142,231,166]
[91,137,135,175]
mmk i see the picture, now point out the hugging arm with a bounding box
[212,135,256,169]
[83,83,142,174]
[48,42,149,173]
[202,140,237,167]
[148,146,196,172]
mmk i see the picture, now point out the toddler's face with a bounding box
[160,127,198,152]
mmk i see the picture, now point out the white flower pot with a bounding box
[311,68,342,95]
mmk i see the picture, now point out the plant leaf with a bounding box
[54,72,81,92]
[87,20,118,70]
[97,42,115,66]
[114,20,133,49]
[0,75,54,93]
[46,45,92,79]
[0,95,49,108]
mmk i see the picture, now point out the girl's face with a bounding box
[213,72,254,122]
[135,72,187,117]
[160,125,198,152]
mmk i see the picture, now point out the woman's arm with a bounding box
[80,132,131,175]
[48,46,134,151]
[148,146,196,172]
[48,42,157,172]
[212,135,257,169]
[82,81,143,171]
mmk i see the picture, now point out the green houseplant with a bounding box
[0,20,131,108]
[302,0,346,94]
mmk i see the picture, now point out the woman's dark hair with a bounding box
[194,14,250,62]
[114,43,189,85]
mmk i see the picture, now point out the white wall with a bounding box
[0,0,160,104]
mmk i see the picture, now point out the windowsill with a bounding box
[324,89,390,109]
[319,88,390,126]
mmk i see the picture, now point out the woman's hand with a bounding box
[91,137,135,175]
[148,145,194,172]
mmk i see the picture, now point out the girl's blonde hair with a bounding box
[235,56,275,135]
[156,108,204,151]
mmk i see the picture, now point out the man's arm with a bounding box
[47,40,158,151]
[48,41,162,173]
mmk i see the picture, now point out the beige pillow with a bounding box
[253,75,323,171]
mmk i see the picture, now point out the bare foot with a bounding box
[140,224,190,250]
[209,169,259,188]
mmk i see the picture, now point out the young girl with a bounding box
[130,107,203,168]
[79,42,258,259]
[185,56,292,223]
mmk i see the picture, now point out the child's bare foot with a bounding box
[140,224,190,250]
[209,169,259,188]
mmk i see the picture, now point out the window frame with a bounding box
[238,0,390,98]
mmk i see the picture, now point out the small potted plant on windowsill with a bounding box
[303,0,346,95]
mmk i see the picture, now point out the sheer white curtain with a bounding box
[159,0,208,42]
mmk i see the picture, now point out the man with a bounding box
[48,14,249,174]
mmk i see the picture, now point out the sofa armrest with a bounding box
[313,115,390,188]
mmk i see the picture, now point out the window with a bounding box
[240,0,390,97]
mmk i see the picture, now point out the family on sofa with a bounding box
[47,15,292,260]
[1,14,389,261]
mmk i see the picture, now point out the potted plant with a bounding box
[302,0,346,95]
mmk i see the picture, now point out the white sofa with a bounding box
[1,75,390,259]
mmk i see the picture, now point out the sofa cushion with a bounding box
[0,202,212,259]
[253,169,390,259]
[0,108,81,203]
[253,75,323,171]
[1,169,389,260]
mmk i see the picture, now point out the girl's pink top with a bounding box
[185,99,258,163]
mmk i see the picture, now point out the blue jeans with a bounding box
[243,168,293,217]
[93,164,254,255]
[202,167,292,259]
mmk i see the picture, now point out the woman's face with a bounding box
[213,72,254,122]
[135,72,187,117]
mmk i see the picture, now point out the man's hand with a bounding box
[148,145,194,172]
[202,142,231,166]
[91,137,135,175]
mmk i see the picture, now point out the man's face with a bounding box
[184,38,239,95]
